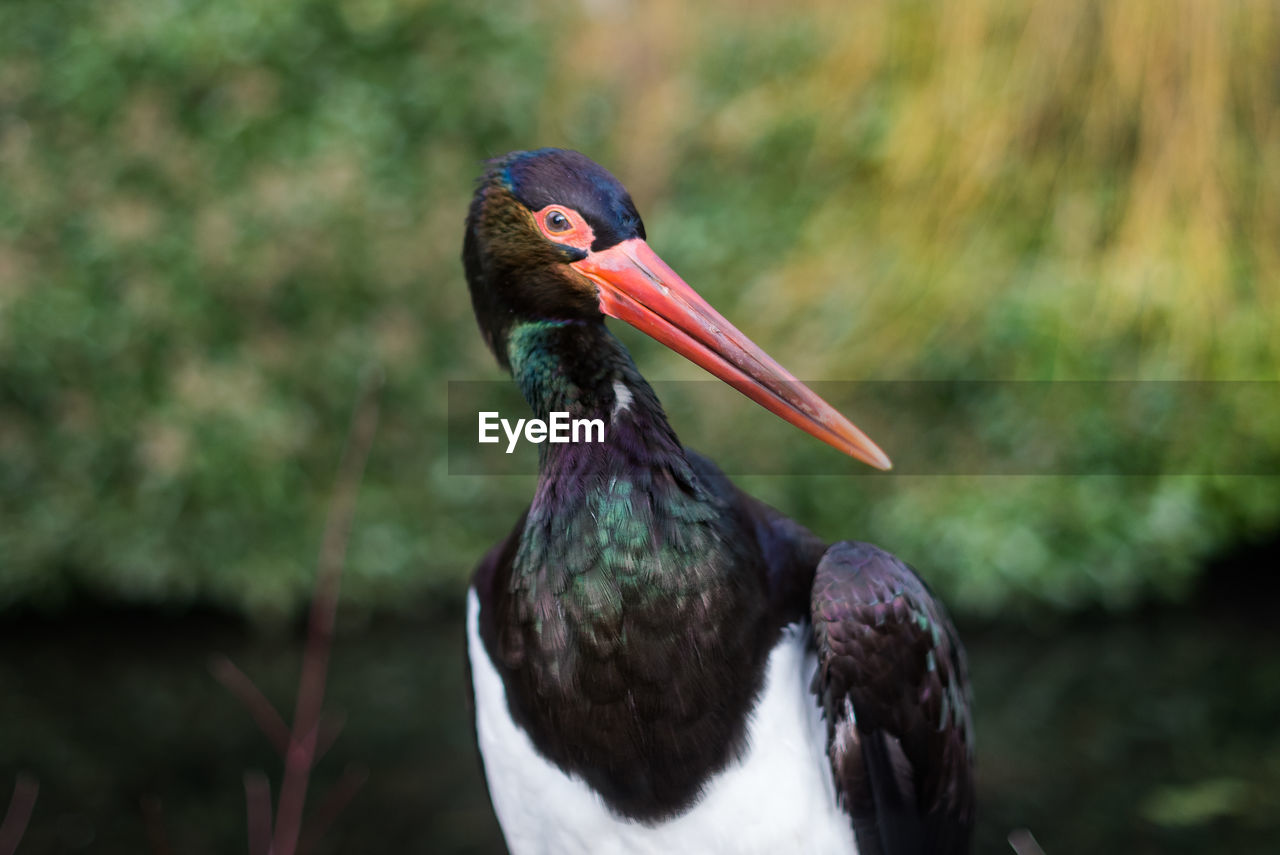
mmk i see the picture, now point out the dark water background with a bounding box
[3,559,1278,855]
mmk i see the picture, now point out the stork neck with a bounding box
[506,319,687,473]
[504,317,725,604]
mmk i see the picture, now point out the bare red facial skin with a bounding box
[533,205,595,252]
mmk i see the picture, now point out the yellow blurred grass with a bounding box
[541,0,1280,379]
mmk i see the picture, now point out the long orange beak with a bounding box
[572,238,892,470]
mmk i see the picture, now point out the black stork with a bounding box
[463,148,974,855]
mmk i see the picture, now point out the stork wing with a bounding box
[811,541,975,855]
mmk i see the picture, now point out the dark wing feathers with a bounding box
[811,541,975,855]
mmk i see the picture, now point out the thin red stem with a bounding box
[270,371,381,855]
[0,775,38,855]
[297,764,368,854]
[212,655,291,756]
[245,772,272,855]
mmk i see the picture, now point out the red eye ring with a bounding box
[534,205,595,249]
[545,210,572,233]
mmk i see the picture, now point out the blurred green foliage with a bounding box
[2,0,1278,620]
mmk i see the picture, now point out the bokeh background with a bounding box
[2,0,1279,852]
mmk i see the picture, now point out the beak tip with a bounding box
[863,446,894,472]
[842,426,892,471]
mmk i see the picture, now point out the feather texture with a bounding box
[811,542,975,855]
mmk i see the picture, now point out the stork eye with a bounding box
[545,210,571,233]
